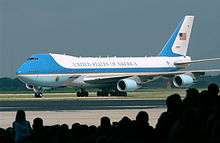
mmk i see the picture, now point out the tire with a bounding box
[97,91,109,96]
[110,91,119,96]
[109,91,114,96]
[34,93,43,98]
[97,91,101,96]
[77,91,81,97]
[103,91,109,96]
[84,91,89,97]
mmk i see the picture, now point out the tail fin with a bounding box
[159,16,194,57]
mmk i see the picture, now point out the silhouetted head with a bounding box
[71,123,80,129]
[15,110,26,122]
[100,116,111,128]
[33,117,43,131]
[183,88,199,108]
[186,88,199,97]
[119,116,132,127]
[208,83,219,96]
[61,124,69,130]
[166,93,182,112]
[136,111,149,125]
[5,127,15,143]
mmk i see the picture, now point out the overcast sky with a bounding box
[0,0,220,77]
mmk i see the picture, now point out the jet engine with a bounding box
[117,78,140,92]
[173,74,194,87]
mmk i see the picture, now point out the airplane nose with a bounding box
[16,63,29,81]
[16,63,38,84]
[16,64,25,76]
[16,68,22,75]
[16,66,25,81]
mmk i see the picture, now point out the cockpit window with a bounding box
[27,57,39,61]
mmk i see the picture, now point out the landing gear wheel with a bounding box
[97,91,102,97]
[110,91,116,96]
[77,90,89,97]
[102,91,109,96]
[34,92,43,98]
[97,91,109,96]
[77,91,81,97]
[83,91,89,97]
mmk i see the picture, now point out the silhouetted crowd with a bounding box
[0,83,220,143]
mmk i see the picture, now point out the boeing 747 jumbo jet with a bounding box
[16,16,220,97]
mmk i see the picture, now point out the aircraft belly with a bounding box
[33,75,70,87]
[83,83,114,89]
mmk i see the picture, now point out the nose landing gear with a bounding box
[33,87,44,98]
[34,92,43,98]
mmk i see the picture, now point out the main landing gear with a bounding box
[76,89,127,97]
[77,89,89,97]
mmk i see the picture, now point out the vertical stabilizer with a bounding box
[159,16,194,57]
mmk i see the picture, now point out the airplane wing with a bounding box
[82,69,220,84]
[83,74,131,84]
[147,69,217,78]
[174,58,220,66]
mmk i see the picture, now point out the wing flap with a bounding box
[83,75,131,84]
[75,69,220,84]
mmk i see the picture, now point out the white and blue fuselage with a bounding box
[16,54,191,88]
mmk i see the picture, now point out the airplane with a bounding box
[16,15,220,97]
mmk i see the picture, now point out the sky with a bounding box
[0,0,220,77]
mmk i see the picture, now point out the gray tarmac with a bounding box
[0,97,166,128]
[0,98,165,111]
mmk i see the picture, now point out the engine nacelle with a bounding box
[173,74,194,87]
[25,84,34,90]
[117,78,140,92]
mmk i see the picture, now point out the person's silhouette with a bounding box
[155,94,182,143]
[135,111,154,143]
[13,110,32,143]
[208,83,219,96]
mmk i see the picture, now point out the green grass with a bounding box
[0,89,185,101]
[0,88,208,101]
